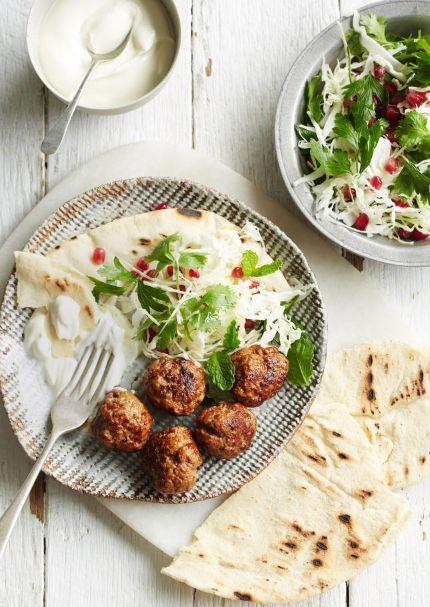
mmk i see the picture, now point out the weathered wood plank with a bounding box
[0,1,45,605]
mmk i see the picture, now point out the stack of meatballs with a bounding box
[92,345,289,494]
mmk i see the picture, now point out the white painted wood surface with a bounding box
[1,0,429,605]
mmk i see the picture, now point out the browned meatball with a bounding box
[142,426,203,494]
[92,389,153,452]
[195,401,257,459]
[231,345,289,407]
[144,357,206,416]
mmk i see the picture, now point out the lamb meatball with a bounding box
[144,357,206,416]
[231,345,289,407]
[195,402,257,459]
[142,426,203,494]
[92,389,153,452]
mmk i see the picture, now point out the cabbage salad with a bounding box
[89,223,315,390]
[296,11,430,242]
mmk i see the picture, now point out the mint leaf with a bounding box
[156,318,178,350]
[310,141,351,177]
[202,285,236,311]
[307,72,324,123]
[393,159,430,202]
[395,110,430,149]
[287,330,315,387]
[241,250,259,276]
[206,351,235,391]
[252,259,283,277]
[89,277,126,303]
[178,252,208,269]
[223,321,240,352]
[146,233,181,272]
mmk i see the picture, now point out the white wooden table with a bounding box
[1,1,429,605]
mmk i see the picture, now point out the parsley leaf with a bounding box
[346,29,364,57]
[202,285,236,311]
[146,233,181,272]
[178,252,208,269]
[407,52,430,87]
[156,318,178,350]
[98,257,136,283]
[295,124,318,142]
[310,140,351,177]
[360,13,388,45]
[222,321,240,352]
[358,118,389,171]
[395,110,430,150]
[343,74,388,131]
[333,113,360,150]
[89,278,126,303]
[392,159,430,202]
[206,350,235,391]
[306,72,324,124]
[137,280,170,313]
[287,328,315,387]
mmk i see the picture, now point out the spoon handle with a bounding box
[41,60,97,155]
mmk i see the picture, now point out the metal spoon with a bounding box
[41,28,132,155]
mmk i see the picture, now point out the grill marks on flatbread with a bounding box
[319,342,430,489]
[162,400,410,603]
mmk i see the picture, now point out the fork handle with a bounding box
[0,430,60,560]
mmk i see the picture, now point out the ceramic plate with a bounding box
[275,0,430,267]
[0,177,327,503]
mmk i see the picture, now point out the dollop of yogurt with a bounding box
[49,295,80,341]
[24,310,52,360]
[38,0,176,109]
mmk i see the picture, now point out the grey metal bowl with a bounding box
[275,0,430,266]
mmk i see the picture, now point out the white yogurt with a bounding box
[38,0,176,109]
[49,294,80,341]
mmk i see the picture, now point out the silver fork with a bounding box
[0,344,114,560]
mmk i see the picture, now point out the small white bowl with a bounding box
[27,0,182,115]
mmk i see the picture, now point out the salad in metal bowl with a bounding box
[296,11,430,243]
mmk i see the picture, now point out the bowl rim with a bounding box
[0,176,328,503]
[275,0,430,267]
[26,0,182,115]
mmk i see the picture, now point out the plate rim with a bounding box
[0,176,327,503]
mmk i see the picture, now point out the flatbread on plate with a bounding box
[162,399,410,603]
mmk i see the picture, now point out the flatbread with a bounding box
[162,399,410,603]
[318,341,430,489]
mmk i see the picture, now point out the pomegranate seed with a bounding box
[231,266,244,279]
[148,328,157,341]
[390,93,404,105]
[147,269,157,278]
[343,97,354,111]
[385,106,401,123]
[385,157,399,174]
[249,280,260,289]
[189,269,200,279]
[393,198,410,208]
[244,319,255,330]
[155,202,168,210]
[370,176,383,190]
[368,117,376,127]
[92,247,106,265]
[386,131,398,144]
[342,185,356,201]
[179,285,186,292]
[397,228,411,240]
[136,257,149,272]
[384,81,397,94]
[157,348,169,354]
[374,65,386,81]
[354,213,369,231]
[411,228,428,240]
[406,91,427,108]
[167,265,174,277]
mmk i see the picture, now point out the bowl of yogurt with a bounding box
[27,0,181,114]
